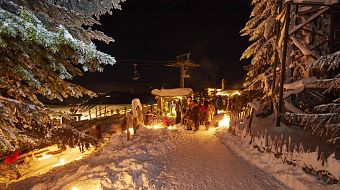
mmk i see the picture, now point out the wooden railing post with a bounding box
[276,1,292,127]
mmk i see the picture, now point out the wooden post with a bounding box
[227,97,230,111]
[276,1,291,127]
[180,65,185,88]
[248,107,255,130]
[329,5,335,53]
[160,97,164,116]
[89,108,91,120]
[104,105,107,117]
[271,0,283,95]
[95,107,98,118]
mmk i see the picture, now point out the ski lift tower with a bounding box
[166,53,200,88]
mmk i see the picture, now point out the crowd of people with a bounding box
[178,97,216,131]
[127,96,219,138]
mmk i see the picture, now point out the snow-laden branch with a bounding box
[306,78,340,92]
[314,103,340,113]
[308,51,340,72]
[285,113,340,126]
[283,77,340,95]
[0,95,96,155]
[0,6,116,69]
[283,77,317,98]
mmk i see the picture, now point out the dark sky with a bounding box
[75,0,251,93]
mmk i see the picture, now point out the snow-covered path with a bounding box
[160,129,289,190]
[7,127,291,190]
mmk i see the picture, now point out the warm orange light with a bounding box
[124,128,135,135]
[53,158,66,168]
[218,114,230,128]
[37,153,52,161]
[146,124,163,129]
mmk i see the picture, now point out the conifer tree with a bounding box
[240,0,278,115]
[0,0,125,155]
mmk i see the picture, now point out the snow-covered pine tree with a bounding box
[283,51,340,144]
[0,0,125,155]
[240,0,278,116]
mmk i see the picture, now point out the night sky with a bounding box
[74,0,252,93]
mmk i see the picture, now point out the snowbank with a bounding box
[8,127,179,190]
[217,124,340,190]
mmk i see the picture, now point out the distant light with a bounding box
[105,95,111,98]
[217,110,227,114]
[37,153,52,161]
[231,91,241,96]
[125,128,134,135]
[216,90,241,97]
[146,124,163,129]
[71,187,79,190]
[53,158,66,168]
[60,158,65,164]
[167,125,178,130]
[218,114,230,128]
[129,128,134,135]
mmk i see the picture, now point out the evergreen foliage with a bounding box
[240,0,279,116]
[0,0,124,155]
[241,0,340,144]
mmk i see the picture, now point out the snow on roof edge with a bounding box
[151,88,193,97]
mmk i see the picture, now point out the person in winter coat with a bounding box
[199,101,207,125]
[190,99,201,131]
[126,98,144,140]
[175,100,182,124]
[206,101,216,129]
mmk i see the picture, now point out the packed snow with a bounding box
[159,128,289,190]
[6,117,340,189]
[7,124,291,190]
[218,129,340,190]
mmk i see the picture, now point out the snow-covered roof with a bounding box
[151,88,193,97]
[216,90,241,97]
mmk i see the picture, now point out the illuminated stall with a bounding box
[151,88,193,117]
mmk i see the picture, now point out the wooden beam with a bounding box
[289,7,329,35]
[293,0,338,6]
[298,7,325,15]
[301,28,328,37]
[292,39,328,62]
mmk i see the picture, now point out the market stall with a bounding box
[151,88,193,117]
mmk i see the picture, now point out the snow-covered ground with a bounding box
[248,114,334,154]
[159,128,289,190]
[218,130,340,190]
[7,122,339,189]
[8,127,176,190]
